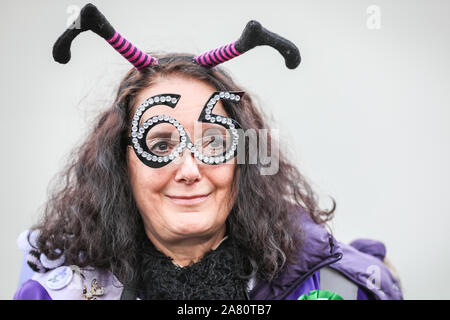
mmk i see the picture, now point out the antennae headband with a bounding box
[53,3,300,71]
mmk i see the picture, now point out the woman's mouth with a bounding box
[166,193,210,206]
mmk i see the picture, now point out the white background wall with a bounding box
[1,0,449,299]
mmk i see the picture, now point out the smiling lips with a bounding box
[166,193,210,206]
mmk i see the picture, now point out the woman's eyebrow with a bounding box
[146,130,176,139]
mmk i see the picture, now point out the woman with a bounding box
[14,4,402,300]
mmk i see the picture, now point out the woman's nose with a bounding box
[173,150,202,184]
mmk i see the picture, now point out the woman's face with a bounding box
[127,74,237,244]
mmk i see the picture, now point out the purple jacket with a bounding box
[14,208,403,300]
[248,209,403,300]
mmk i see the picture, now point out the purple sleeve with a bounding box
[13,280,52,300]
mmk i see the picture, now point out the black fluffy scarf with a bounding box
[138,237,251,300]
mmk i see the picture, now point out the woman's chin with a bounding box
[169,214,216,236]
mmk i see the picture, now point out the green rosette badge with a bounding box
[297,290,344,300]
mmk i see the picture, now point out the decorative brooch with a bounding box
[82,279,105,300]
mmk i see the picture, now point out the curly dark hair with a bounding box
[31,54,335,286]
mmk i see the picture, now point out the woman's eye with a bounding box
[153,141,169,151]
[147,139,177,155]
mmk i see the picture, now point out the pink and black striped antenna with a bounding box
[53,3,157,70]
[193,20,301,69]
[53,4,300,71]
